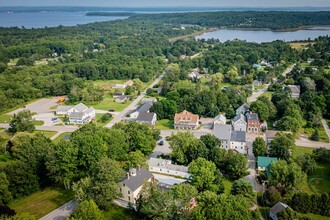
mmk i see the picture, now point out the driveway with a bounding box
[33,113,57,126]
[153,173,187,185]
[244,155,263,192]
[247,85,270,103]
[39,200,77,220]
[9,97,59,115]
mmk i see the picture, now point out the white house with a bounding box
[55,103,95,124]
[235,103,249,116]
[232,114,247,131]
[214,124,247,154]
[119,166,153,204]
[136,112,157,126]
[287,85,301,98]
[129,102,153,119]
[269,202,291,220]
[214,114,226,125]
[148,157,190,178]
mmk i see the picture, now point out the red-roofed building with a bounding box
[174,110,199,130]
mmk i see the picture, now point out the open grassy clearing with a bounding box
[33,130,57,139]
[53,132,72,143]
[155,119,174,130]
[89,94,132,112]
[95,113,113,127]
[299,127,329,143]
[292,146,314,159]
[289,42,315,49]
[7,58,19,66]
[260,91,273,100]
[9,187,74,219]
[103,205,136,220]
[0,114,12,123]
[33,120,45,126]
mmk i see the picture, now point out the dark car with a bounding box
[108,109,115,112]
[158,140,164,145]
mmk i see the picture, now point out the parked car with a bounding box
[158,140,164,145]
[108,109,115,112]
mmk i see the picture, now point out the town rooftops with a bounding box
[74,103,88,112]
[136,102,153,113]
[174,110,199,123]
[214,124,232,140]
[116,95,127,101]
[142,97,157,104]
[231,130,246,142]
[85,107,95,114]
[148,157,189,173]
[258,156,278,168]
[137,112,156,122]
[246,112,259,121]
[69,112,84,119]
[122,167,153,191]
[232,114,246,123]
[56,106,72,112]
[270,202,290,217]
[214,114,226,123]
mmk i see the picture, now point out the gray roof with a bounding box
[270,202,289,216]
[56,106,72,112]
[231,130,246,142]
[116,95,127,101]
[214,124,232,140]
[246,112,259,121]
[148,157,189,173]
[74,103,88,112]
[63,134,71,141]
[232,114,246,123]
[288,85,300,94]
[137,112,156,122]
[142,98,157,104]
[85,107,95,114]
[214,114,226,122]
[121,167,153,191]
[69,112,84,119]
[136,102,152,113]
[241,103,250,111]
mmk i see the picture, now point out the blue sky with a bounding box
[1,0,330,7]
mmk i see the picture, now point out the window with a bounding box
[160,169,162,171]
[128,196,130,201]
[120,188,122,192]
[128,191,130,195]
[123,183,125,187]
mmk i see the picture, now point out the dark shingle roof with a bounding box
[136,102,152,113]
[232,114,246,123]
[122,167,153,191]
[214,124,232,140]
[137,112,156,122]
[270,202,289,216]
[246,112,259,121]
[231,130,246,142]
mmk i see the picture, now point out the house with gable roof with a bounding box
[174,110,199,130]
[56,103,95,124]
[236,103,249,116]
[269,202,291,220]
[232,114,247,131]
[214,114,226,126]
[214,124,247,154]
[119,166,154,204]
[246,112,260,133]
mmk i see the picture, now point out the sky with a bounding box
[1,0,330,7]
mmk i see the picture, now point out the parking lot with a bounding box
[9,97,60,115]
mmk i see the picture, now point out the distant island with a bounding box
[85,12,137,17]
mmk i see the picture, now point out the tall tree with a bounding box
[0,172,12,204]
[231,178,254,199]
[71,200,104,220]
[252,137,266,158]
[269,132,295,161]
[9,110,35,133]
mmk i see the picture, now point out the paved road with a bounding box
[295,139,330,149]
[322,119,330,140]
[244,157,263,192]
[105,72,165,128]
[247,84,270,103]
[39,200,77,220]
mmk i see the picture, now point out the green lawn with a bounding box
[260,91,273,100]
[95,113,113,127]
[33,130,57,139]
[0,114,12,123]
[33,120,45,126]
[300,213,330,220]
[9,187,74,219]
[90,94,132,112]
[300,127,329,143]
[292,146,314,159]
[223,179,234,195]
[155,119,174,130]
[53,132,72,143]
[103,205,136,220]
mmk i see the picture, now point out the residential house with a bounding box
[232,114,247,131]
[257,156,277,174]
[253,64,262,69]
[115,95,127,103]
[113,92,124,98]
[148,157,190,178]
[214,114,226,125]
[130,102,153,119]
[125,80,134,87]
[119,166,153,204]
[236,103,249,116]
[253,80,262,87]
[136,112,157,126]
[287,85,301,98]
[55,103,96,124]
[141,97,157,104]
[174,110,199,130]
[246,112,260,133]
[214,124,247,154]
[269,202,291,220]
[114,83,127,89]
[265,130,292,146]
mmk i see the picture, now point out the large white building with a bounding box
[148,157,190,178]
[232,114,247,131]
[55,103,95,124]
[214,124,247,154]
[119,166,153,204]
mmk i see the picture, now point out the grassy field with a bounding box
[103,205,136,220]
[0,114,12,123]
[9,187,74,219]
[300,127,329,143]
[292,146,314,159]
[33,120,45,126]
[289,42,315,50]
[260,91,273,100]
[90,94,132,112]
[34,130,57,139]
[155,119,174,130]
[95,113,113,127]
[53,132,71,143]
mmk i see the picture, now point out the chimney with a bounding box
[126,172,130,179]
[138,165,141,171]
